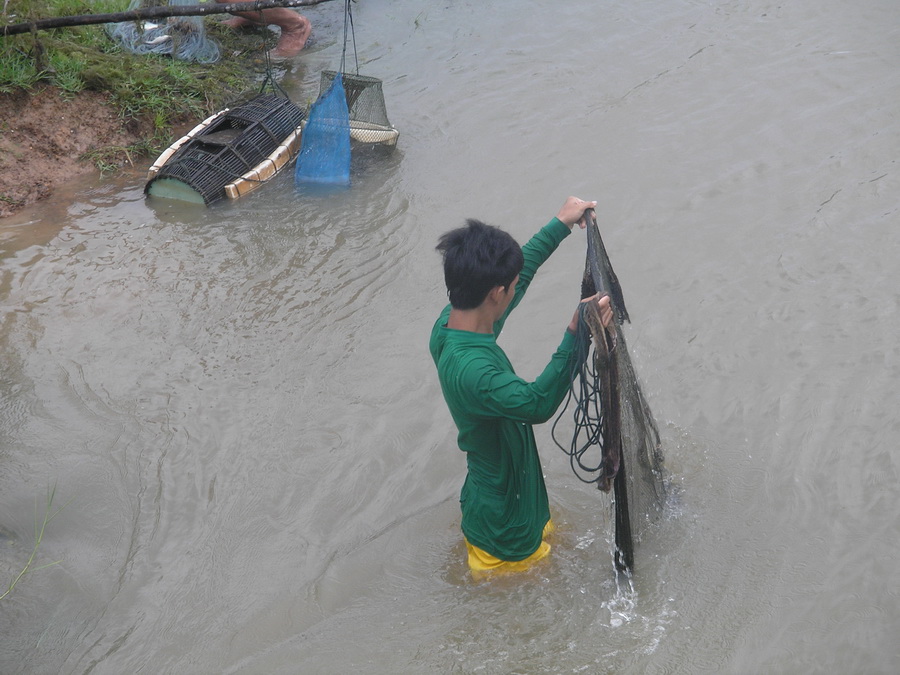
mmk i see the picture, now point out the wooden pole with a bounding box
[1,0,334,37]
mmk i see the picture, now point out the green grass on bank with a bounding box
[1,0,279,165]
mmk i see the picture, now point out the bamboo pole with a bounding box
[1,0,334,37]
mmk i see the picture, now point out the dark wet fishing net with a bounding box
[553,211,666,573]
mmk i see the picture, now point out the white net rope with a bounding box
[106,0,220,63]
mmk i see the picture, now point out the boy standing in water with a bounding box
[430,196,612,575]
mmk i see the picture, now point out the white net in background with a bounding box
[106,0,220,63]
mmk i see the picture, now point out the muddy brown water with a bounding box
[2,1,899,673]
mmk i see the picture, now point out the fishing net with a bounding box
[294,72,351,185]
[294,0,397,186]
[106,0,220,63]
[320,70,398,146]
[553,211,666,573]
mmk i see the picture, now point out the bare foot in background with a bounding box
[269,14,312,59]
[220,15,252,29]
[217,1,312,59]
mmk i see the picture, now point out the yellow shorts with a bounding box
[465,520,555,575]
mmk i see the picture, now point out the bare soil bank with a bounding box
[0,84,154,219]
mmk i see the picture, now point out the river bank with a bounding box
[0,3,283,219]
[0,84,155,219]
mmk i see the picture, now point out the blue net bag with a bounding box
[295,73,351,186]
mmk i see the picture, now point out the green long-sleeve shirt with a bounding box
[429,217,576,561]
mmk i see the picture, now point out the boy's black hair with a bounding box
[436,219,524,310]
